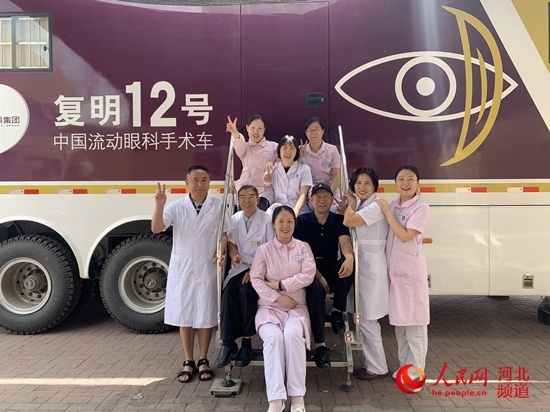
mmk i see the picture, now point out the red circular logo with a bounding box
[395,364,426,394]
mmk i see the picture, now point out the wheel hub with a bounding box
[0,259,52,314]
[142,269,164,292]
[22,270,48,293]
[119,257,167,314]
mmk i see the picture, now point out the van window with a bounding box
[0,13,51,71]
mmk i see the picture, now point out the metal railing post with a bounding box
[338,125,362,346]
[216,139,235,344]
[337,125,361,392]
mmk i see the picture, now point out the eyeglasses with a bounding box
[306,127,321,133]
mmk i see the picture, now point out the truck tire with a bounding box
[0,235,81,334]
[37,232,96,317]
[99,234,172,333]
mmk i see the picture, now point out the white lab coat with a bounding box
[270,161,312,215]
[355,194,389,320]
[162,194,233,328]
[224,209,275,288]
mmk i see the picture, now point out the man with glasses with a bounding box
[214,185,275,368]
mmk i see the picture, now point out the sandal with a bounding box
[177,360,198,383]
[197,358,214,381]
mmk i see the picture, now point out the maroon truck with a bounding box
[0,0,549,334]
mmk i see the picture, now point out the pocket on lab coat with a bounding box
[391,249,418,280]
[168,253,184,281]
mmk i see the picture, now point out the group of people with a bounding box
[151,115,431,412]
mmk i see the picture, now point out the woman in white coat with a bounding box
[343,167,390,380]
[250,205,315,412]
[264,135,312,216]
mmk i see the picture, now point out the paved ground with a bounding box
[0,295,549,412]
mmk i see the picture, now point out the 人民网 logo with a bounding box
[395,364,427,394]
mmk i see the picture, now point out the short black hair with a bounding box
[276,135,300,162]
[238,185,259,197]
[349,167,379,192]
[394,165,420,181]
[305,117,324,131]
[247,114,266,128]
[271,205,296,225]
[186,164,210,177]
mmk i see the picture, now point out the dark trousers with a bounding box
[220,270,259,341]
[306,257,354,344]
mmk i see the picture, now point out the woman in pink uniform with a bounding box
[227,114,278,210]
[250,205,315,412]
[375,165,431,379]
[300,118,341,212]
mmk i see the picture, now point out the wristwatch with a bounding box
[278,281,283,291]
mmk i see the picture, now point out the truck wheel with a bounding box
[99,234,172,333]
[0,235,81,334]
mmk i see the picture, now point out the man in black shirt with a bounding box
[293,183,354,368]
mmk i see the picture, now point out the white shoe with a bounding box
[267,400,285,412]
[393,367,422,380]
[291,404,306,412]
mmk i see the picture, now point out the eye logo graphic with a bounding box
[334,6,518,166]
[395,364,427,394]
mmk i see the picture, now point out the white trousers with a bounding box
[395,325,428,372]
[360,318,388,374]
[258,315,307,402]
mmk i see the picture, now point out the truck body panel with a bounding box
[1,0,549,332]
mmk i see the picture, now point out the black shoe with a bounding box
[314,346,331,369]
[330,311,345,335]
[214,345,238,368]
[234,345,252,367]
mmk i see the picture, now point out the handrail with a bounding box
[337,126,361,333]
[216,139,235,343]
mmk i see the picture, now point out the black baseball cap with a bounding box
[311,183,333,196]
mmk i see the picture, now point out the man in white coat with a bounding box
[152,165,233,383]
[214,185,275,368]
